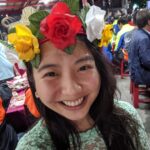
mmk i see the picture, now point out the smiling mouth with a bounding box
[61,97,86,107]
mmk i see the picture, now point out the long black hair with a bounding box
[25,35,139,150]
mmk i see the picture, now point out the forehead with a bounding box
[39,40,92,64]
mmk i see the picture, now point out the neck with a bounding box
[73,115,94,132]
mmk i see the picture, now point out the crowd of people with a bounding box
[100,8,150,86]
[0,0,150,149]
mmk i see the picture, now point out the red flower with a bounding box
[40,2,82,50]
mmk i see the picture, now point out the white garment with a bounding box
[0,43,14,81]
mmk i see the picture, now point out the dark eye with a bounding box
[79,65,92,71]
[44,72,58,77]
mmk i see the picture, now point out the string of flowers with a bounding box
[8,0,106,68]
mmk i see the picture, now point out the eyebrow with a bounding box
[38,55,94,72]
[38,64,58,72]
[75,55,94,64]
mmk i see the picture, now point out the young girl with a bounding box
[8,1,150,150]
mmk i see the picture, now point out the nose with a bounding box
[60,73,82,98]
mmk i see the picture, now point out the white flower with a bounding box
[85,5,106,42]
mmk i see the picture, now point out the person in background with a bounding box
[110,13,120,58]
[113,15,134,66]
[114,15,134,53]
[0,97,18,150]
[129,9,150,85]
[112,15,120,36]
[127,14,134,26]
[0,43,15,83]
[8,1,150,149]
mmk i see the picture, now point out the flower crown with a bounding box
[8,0,106,68]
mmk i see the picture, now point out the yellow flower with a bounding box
[8,24,40,62]
[99,24,113,47]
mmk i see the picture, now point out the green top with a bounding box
[16,101,150,150]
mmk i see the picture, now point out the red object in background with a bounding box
[111,43,115,54]
[14,63,26,76]
[0,0,39,15]
[120,60,129,79]
[25,88,40,118]
[120,49,129,79]
[128,21,134,26]
[0,97,6,124]
[0,0,57,15]
[130,80,150,108]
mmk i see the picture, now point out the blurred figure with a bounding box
[113,15,134,65]
[114,15,134,52]
[127,14,134,26]
[129,9,150,85]
[112,15,120,35]
[0,97,18,150]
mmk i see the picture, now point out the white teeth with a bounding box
[62,97,84,107]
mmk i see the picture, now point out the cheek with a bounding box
[33,70,57,103]
[89,75,100,91]
[34,79,57,104]
[81,70,101,91]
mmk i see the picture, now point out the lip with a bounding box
[60,96,87,110]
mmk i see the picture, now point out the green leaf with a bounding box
[62,0,80,14]
[28,23,37,35]
[76,35,85,41]
[64,44,75,54]
[92,39,99,48]
[30,54,40,68]
[0,40,14,49]
[78,6,90,29]
[8,27,16,34]
[28,11,49,39]
[29,10,49,26]
[29,23,44,39]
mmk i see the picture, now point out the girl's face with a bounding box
[33,40,100,130]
